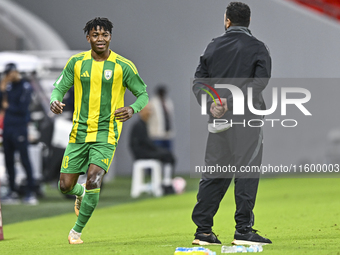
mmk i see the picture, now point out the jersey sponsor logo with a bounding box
[104,70,112,80]
[81,71,90,77]
[101,158,109,165]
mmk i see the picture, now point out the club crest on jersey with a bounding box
[104,70,112,80]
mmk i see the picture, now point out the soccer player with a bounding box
[191,2,272,245]
[50,17,148,244]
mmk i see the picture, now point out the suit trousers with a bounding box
[192,123,263,234]
[3,126,35,196]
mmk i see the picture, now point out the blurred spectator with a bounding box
[326,129,340,164]
[0,63,38,205]
[130,104,175,194]
[148,84,175,151]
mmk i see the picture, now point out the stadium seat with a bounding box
[130,159,163,198]
[292,0,340,20]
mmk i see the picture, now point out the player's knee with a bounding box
[86,178,100,190]
[86,171,105,190]
[58,180,73,194]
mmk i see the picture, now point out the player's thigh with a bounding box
[60,143,89,175]
[88,142,116,173]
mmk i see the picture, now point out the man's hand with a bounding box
[2,99,8,110]
[50,100,66,114]
[210,98,228,118]
[114,106,134,122]
[0,75,10,92]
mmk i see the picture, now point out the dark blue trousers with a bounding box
[3,126,34,196]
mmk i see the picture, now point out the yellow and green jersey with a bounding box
[50,50,148,145]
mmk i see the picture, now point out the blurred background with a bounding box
[1,0,340,199]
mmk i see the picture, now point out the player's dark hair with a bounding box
[226,2,251,27]
[83,17,113,35]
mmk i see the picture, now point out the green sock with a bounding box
[58,182,84,196]
[73,188,100,233]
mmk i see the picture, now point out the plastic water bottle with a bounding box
[221,245,263,253]
[174,247,216,254]
[247,245,263,252]
[174,247,190,254]
[221,245,247,253]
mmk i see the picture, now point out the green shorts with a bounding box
[60,142,116,174]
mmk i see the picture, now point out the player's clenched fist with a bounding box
[114,106,134,122]
[50,100,66,114]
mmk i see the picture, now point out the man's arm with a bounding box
[125,73,149,114]
[115,75,148,122]
[0,76,8,110]
[192,41,213,107]
[0,76,9,92]
[117,62,149,122]
[50,57,75,114]
[192,40,223,118]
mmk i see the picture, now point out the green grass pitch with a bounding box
[1,177,340,254]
